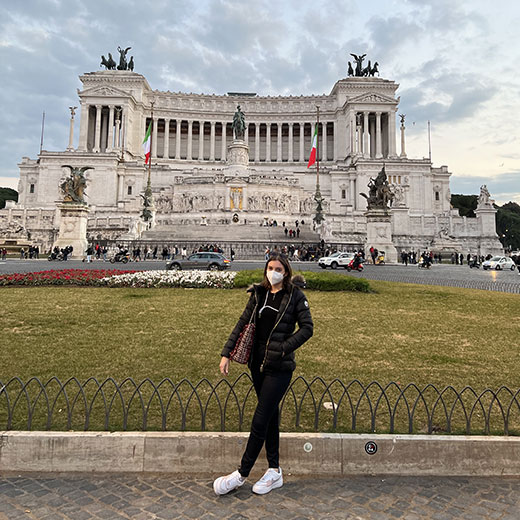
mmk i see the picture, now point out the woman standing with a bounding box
[214,253,313,495]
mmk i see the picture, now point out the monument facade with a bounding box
[1,52,503,255]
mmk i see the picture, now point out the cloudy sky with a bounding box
[1,0,519,204]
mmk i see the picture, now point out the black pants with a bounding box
[239,365,292,478]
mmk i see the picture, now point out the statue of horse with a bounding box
[370,62,379,76]
[107,53,116,69]
[101,54,116,70]
[347,61,354,76]
[128,56,134,71]
[361,60,371,77]
[117,46,131,70]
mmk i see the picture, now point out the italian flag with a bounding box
[142,122,152,164]
[307,126,318,168]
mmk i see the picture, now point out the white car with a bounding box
[482,256,516,271]
[318,252,355,269]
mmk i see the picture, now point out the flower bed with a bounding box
[0,269,136,287]
[100,270,236,289]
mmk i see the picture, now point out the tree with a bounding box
[0,188,18,209]
[450,194,477,217]
[451,194,520,251]
[496,202,520,251]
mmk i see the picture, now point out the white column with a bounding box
[277,123,282,162]
[198,121,204,160]
[121,109,128,153]
[376,112,382,159]
[221,122,227,161]
[266,124,271,162]
[244,124,249,145]
[114,116,121,149]
[349,114,355,156]
[299,123,304,162]
[255,123,260,162]
[106,106,115,152]
[117,173,125,201]
[334,120,338,161]
[67,109,76,151]
[350,178,356,209]
[288,123,294,162]
[363,112,369,157]
[152,117,159,158]
[175,120,181,159]
[187,120,193,160]
[210,121,216,161]
[389,111,397,157]
[400,121,406,158]
[164,118,170,158]
[93,105,102,153]
[322,122,327,162]
[78,104,89,151]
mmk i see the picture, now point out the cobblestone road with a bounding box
[1,259,519,293]
[1,473,519,519]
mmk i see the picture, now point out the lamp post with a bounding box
[313,105,324,226]
[142,101,155,224]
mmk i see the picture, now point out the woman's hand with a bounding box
[219,356,230,376]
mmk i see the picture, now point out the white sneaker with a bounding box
[252,468,283,495]
[213,470,245,495]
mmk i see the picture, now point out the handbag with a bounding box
[229,307,256,364]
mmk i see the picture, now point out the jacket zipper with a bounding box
[249,294,258,365]
[260,289,293,372]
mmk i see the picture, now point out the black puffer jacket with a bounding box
[222,283,314,372]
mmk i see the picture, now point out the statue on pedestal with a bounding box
[232,105,246,140]
[60,166,92,203]
[140,184,154,222]
[361,166,394,210]
[477,185,493,208]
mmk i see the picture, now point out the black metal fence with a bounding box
[1,376,520,435]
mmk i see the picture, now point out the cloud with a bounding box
[0,0,518,205]
[450,170,520,205]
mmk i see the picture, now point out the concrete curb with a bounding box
[1,431,520,476]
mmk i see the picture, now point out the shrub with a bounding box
[234,269,372,292]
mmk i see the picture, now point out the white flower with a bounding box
[99,270,237,289]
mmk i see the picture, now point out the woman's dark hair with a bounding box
[261,253,293,291]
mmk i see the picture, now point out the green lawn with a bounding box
[1,282,519,434]
[1,282,519,388]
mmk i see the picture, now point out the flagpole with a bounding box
[148,101,154,185]
[313,105,324,226]
[141,101,155,226]
[427,120,432,162]
[40,111,45,154]
[316,106,320,188]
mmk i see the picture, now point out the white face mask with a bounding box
[266,270,284,286]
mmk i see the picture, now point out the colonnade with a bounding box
[79,104,125,153]
[145,118,336,163]
[78,103,397,161]
[349,110,396,159]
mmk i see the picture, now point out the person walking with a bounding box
[214,253,313,496]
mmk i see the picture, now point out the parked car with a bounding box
[482,256,516,271]
[166,252,231,271]
[318,252,355,269]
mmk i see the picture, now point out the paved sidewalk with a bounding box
[1,473,519,519]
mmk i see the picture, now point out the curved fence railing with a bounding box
[1,376,520,435]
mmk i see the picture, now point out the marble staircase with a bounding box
[141,223,321,243]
